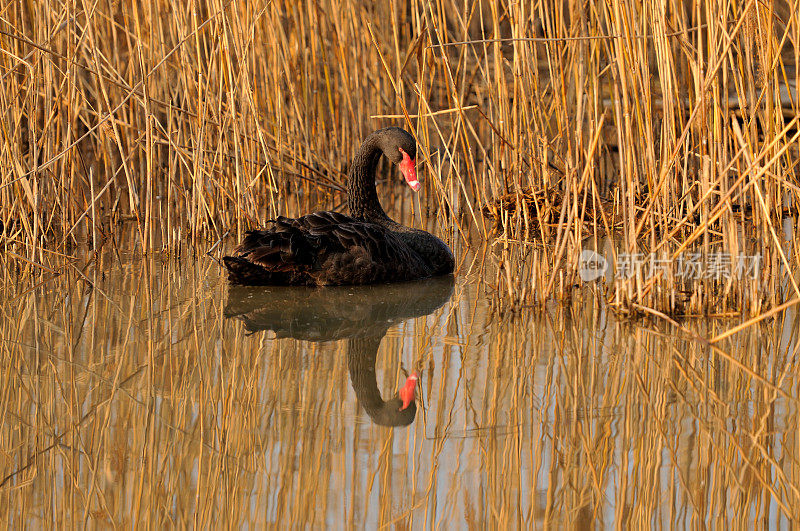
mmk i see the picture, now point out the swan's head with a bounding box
[375,127,419,192]
[398,371,419,411]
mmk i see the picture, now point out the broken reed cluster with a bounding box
[1,0,798,314]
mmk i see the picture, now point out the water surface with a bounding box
[1,252,798,527]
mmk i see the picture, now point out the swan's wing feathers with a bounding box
[313,223,434,284]
[329,211,352,224]
[268,217,297,232]
[291,211,354,229]
[301,212,339,229]
[224,211,433,285]
[233,229,275,255]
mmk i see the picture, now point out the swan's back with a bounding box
[223,211,436,286]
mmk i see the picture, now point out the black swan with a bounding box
[223,127,454,285]
[223,276,454,426]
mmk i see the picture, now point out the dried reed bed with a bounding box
[1,0,798,314]
[1,254,799,526]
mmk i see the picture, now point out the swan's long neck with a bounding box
[347,335,414,427]
[345,131,455,277]
[347,137,391,222]
[347,336,388,414]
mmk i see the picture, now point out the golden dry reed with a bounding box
[1,0,799,315]
[1,253,799,526]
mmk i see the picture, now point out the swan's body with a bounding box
[223,128,454,286]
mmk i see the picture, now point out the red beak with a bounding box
[398,371,419,410]
[398,148,419,191]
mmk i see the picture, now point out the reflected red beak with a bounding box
[398,148,419,191]
[399,371,419,411]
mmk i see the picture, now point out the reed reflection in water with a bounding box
[1,254,799,527]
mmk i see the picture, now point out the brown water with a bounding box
[1,251,799,527]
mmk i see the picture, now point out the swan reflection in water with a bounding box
[223,275,454,427]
